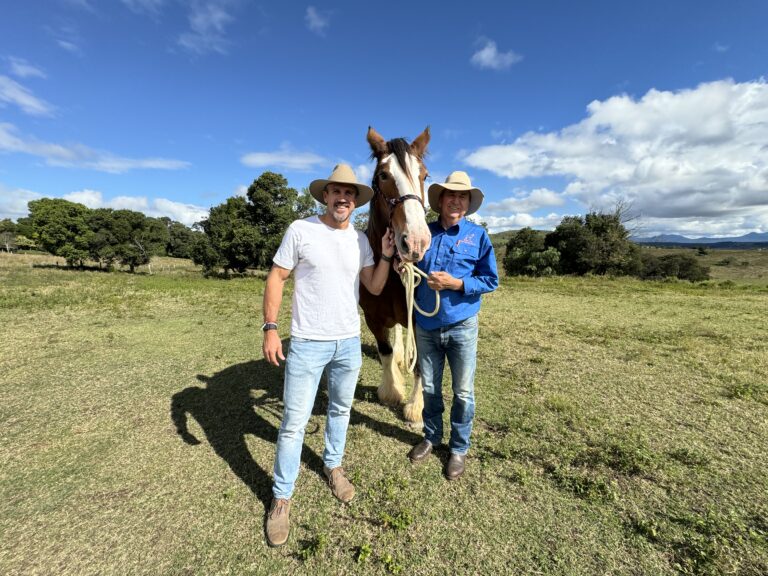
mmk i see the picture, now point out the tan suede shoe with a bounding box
[323,466,355,503]
[265,498,290,547]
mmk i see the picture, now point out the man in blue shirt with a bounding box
[407,171,499,480]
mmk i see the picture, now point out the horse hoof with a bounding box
[403,403,423,424]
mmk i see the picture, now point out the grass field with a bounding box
[1,252,767,575]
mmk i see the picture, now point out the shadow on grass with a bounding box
[170,338,422,510]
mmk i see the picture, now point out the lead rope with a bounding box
[398,262,440,373]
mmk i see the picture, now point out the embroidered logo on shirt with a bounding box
[455,234,477,249]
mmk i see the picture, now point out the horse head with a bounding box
[367,126,432,263]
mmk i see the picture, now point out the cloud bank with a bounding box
[467,79,768,236]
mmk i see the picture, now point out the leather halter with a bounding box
[386,194,425,216]
[372,173,426,218]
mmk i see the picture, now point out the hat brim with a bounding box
[427,182,484,215]
[309,179,374,207]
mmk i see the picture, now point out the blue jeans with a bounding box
[415,315,478,455]
[272,336,362,500]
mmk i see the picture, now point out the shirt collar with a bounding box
[431,217,467,236]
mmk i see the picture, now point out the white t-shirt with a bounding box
[272,216,375,340]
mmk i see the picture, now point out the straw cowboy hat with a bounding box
[427,171,484,215]
[309,164,374,206]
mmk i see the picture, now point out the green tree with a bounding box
[196,197,258,274]
[296,187,321,219]
[28,198,91,266]
[162,218,197,259]
[110,210,167,273]
[246,172,305,269]
[545,209,640,276]
[503,227,547,276]
[194,172,324,275]
[1,219,17,252]
[640,253,710,282]
[14,216,34,239]
[86,208,119,269]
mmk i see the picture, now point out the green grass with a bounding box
[1,253,767,575]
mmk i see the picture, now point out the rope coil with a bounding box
[398,262,440,373]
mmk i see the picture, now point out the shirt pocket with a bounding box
[449,243,479,276]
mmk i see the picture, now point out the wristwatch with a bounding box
[261,322,278,332]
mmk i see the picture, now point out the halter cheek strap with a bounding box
[386,194,426,215]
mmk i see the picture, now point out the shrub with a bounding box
[640,253,710,282]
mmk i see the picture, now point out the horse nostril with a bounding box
[399,234,409,252]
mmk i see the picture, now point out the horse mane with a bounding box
[370,137,412,181]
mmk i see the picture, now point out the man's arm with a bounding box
[359,228,395,296]
[262,264,291,366]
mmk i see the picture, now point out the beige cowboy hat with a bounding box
[309,164,374,206]
[427,170,484,215]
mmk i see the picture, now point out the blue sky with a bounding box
[1,1,767,237]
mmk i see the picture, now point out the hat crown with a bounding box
[327,163,358,185]
[444,170,472,187]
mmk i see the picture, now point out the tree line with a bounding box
[2,198,199,272]
[2,171,318,275]
[4,170,710,282]
[503,209,710,282]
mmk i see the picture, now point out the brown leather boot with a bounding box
[265,498,290,547]
[445,453,466,481]
[323,466,355,503]
[408,440,433,464]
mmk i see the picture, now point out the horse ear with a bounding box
[410,126,430,158]
[367,126,388,158]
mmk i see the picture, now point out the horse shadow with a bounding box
[169,339,422,510]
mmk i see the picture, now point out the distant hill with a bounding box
[636,232,768,244]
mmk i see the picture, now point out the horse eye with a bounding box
[379,172,388,180]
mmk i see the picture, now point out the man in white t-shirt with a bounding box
[261,164,394,547]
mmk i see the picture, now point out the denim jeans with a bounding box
[415,315,478,455]
[272,336,362,500]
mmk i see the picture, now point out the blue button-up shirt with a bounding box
[414,218,499,330]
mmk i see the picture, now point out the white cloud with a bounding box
[354,163,372,184]
[0,75,55,116]
[241,144,327,171]
[0,122,190,173]
[235,184,248,197]
[62,0,95,11]
[305,6,330,36]
[178,1,234,55]
[61,189,208,226]
[57,40,81,54]
[122,0,166,16]
[465,79,768,233]
[152,198,209,225]
[476,212,563,234]
[63,189,103,207]
[484,188,565,215]
[470,39,523,71]
[713,42,729,53]
[6,57,46,79]
[0,183,41,220]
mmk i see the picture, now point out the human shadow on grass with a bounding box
[170,339,421,509]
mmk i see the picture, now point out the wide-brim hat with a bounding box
[309,164,374,207]
[427,170,484,215]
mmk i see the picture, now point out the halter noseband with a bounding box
[386,194,425,216]
[372,173,426,218]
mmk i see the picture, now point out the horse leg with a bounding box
[392,324,405,372]
[373,328,405,406]
[403,364,424,425]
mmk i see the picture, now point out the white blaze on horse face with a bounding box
[384,152,432,262]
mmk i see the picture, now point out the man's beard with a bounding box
[330,204,350,223]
